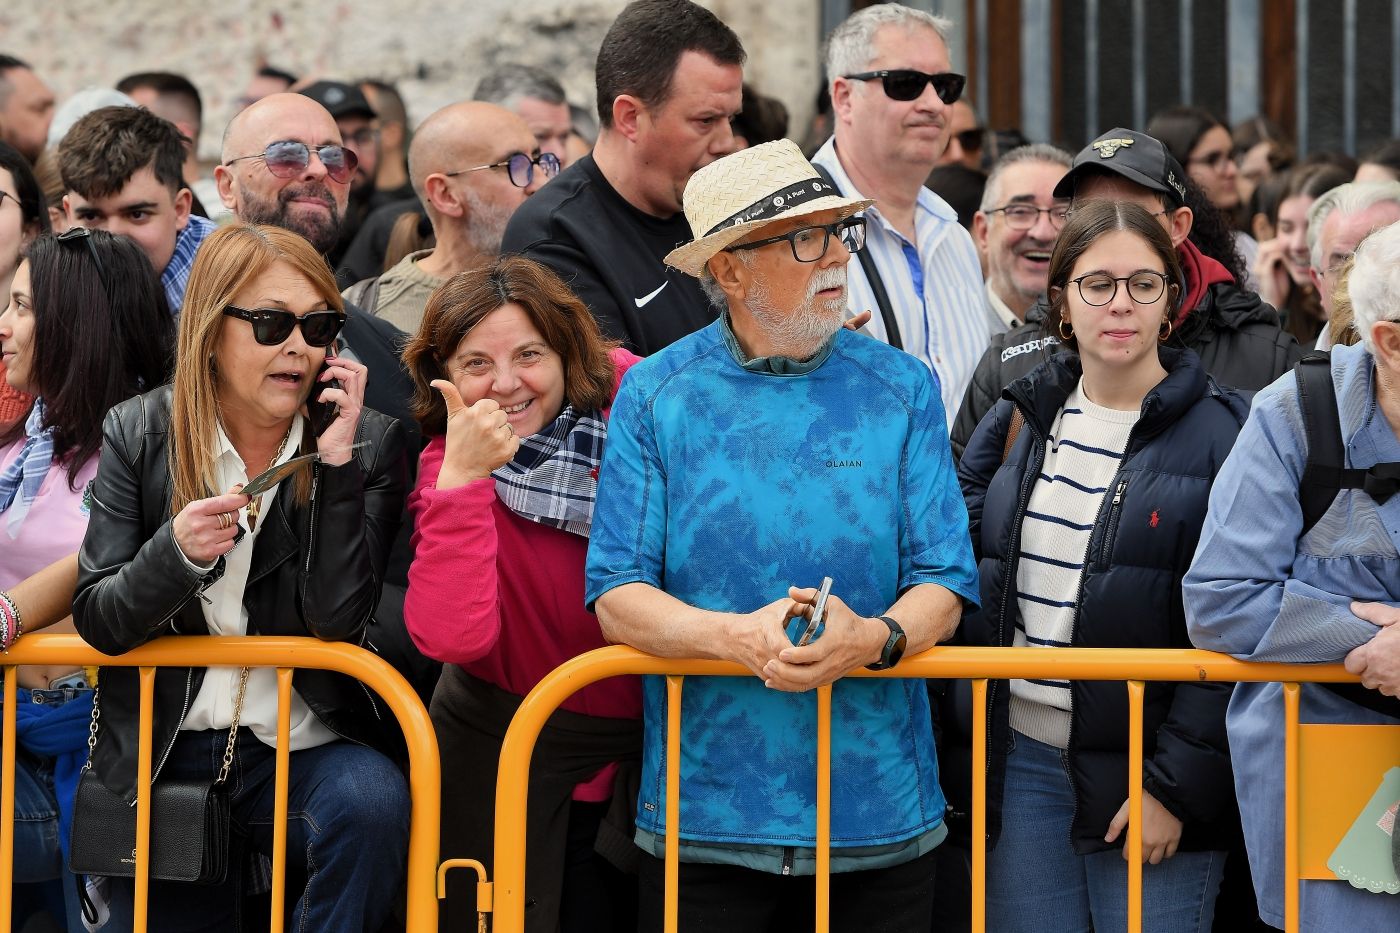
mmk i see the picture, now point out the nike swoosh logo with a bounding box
[634,281,669,308]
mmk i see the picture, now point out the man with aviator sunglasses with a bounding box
[813,4,990,426]
[216,91,433,704]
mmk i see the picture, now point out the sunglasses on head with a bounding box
[222,305,347,347]
[55,226,109,286]
[223,141,360,185]
[844,69,966,104]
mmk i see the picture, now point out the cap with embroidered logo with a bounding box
[1053,127,1189,209]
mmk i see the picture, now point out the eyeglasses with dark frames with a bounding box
[1070,271,1171,307]
[843,70,966,104]
[724,216,868,263]
[445,152,562,189]
[222,305,348,347]
[986,204,1071,231]
[223,141,360,185]
[55,226,109,286]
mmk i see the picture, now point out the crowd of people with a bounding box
[2,1,1400,931]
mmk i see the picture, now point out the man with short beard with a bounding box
[587,140,977,931]
[215,92,436,701]
[343,101,553,334]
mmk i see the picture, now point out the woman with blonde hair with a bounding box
[72,222,410,931]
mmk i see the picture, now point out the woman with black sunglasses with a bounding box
[0,228,171,932]
[71,222,411,932]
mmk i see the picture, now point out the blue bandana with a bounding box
[0,399,55,537]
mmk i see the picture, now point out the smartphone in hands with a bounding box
[793,576,834,647]
[307,343,342,437]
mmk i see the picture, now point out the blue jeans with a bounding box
[7,682,92,932]
[105,728,409,932]
[986,731,1226,933]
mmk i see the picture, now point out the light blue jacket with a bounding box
[1184,343,1400,929]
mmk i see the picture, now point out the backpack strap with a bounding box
[343,275,383,317]
[1294,352,1400,719]
[810,163,902,350]
[1295,352,1365,536]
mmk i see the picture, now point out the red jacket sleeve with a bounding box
[403,436,502,665]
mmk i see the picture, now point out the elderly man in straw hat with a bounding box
[585,139,978,930]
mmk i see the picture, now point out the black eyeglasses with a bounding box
[222,305,347,347]
[986,204,1071,231]
[56,226,108,285]
[446,152,561,189]
[725,216,867,263]
[1070,271,1171,307]
[844,70,966,104]
[223,141,360,185]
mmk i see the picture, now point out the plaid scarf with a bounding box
[492,403,606,538]
[0,398,54,538]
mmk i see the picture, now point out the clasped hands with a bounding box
[724,586,887,692]
[1344,601,1400,697]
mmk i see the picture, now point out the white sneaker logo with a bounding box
[634,281,669,308]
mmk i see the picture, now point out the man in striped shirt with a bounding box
[813,4,990,421]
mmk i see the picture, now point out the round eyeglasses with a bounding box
[446,152,562,189]
[724,217,868,263]
[1070,271,1171,307]
[986,204,1071,231]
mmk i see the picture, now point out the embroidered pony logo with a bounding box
[1149,509,1160,528]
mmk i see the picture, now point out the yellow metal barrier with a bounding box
[0,634,440,933]
[483,645,1364,933]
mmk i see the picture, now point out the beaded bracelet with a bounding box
[0,590,20,652]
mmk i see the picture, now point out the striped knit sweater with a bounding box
[1009,381,1138,748]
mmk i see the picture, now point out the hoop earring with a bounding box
[1058,320,1074,341]
[1159,317,1173,342]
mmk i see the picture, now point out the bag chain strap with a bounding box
[83,666,253,787]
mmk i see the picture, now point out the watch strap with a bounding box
[867,615,907,671]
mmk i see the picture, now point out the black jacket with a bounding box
[73,386,407,803]
[950,281,1303,460]
[501,154,716,356]
[948,347,1249,854]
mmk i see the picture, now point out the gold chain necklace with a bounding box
[245,422,294,532]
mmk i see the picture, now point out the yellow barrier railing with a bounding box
[0,634,440,933]
[483,645,1362,933]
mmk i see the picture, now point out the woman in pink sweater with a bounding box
[402,256,642,933]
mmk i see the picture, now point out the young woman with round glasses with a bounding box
[951,200,1250,933]
[72,222,410,931]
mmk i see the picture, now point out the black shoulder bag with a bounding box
[69,667,250,885]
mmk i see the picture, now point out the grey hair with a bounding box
[698,249,754,310]
[1345,218,1400,351]
[1307,180,1400,272]
[824,4,953,81]
[979,143,1074,213]
[472,63,567,110]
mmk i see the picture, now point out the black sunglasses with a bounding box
[223,141,360,185]
[844,70,966,104]
[222,305,347,347]
[445,151,562,189]
[56,226,109,286]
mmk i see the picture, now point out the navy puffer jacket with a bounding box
[946,346,1249,854]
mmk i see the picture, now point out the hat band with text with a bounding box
[703,177,838,236]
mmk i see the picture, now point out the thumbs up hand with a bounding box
[431,380,521,491]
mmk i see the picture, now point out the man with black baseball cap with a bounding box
[950,127,1302,458]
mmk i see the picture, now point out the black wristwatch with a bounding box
[866,615,908,671]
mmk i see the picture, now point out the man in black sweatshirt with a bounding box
[501,0,745,356]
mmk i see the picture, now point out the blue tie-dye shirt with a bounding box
[585,319,979,849]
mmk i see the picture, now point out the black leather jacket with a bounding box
[73,385,407,803]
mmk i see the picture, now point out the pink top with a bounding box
[404,348,642,799]
[0,437,98,589]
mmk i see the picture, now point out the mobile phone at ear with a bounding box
[308,354,342,437]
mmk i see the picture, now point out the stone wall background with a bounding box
[0,0,822,162]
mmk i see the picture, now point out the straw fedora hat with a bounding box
[664,139,873,278]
